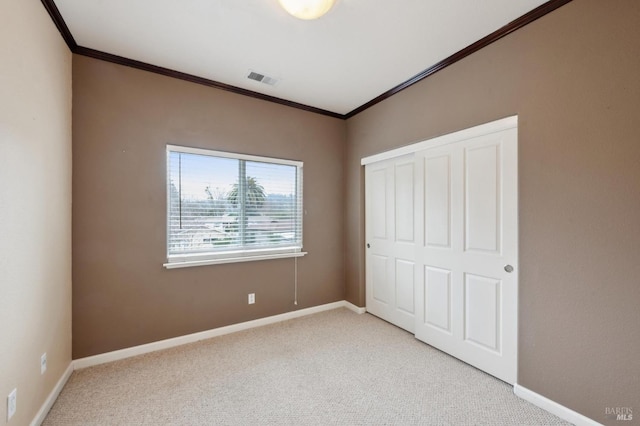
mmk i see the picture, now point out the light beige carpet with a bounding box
[44,308,569,425]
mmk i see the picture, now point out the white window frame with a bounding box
[164,144,306,269]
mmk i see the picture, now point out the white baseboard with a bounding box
[74,300,363,369]
[36,305,596,426]
[34,301,365,423]
[514,384,602,426]
[343,301,366,314]
[30,362,74,426]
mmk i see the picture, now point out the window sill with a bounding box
[163,251,307,269]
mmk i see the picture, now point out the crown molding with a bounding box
[40,0,77,50]
[41,0,572,120]
[73,46,344,119]
[344,0,573,118]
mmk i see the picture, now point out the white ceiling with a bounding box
[53,0,548,115]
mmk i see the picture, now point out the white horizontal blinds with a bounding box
[168,151,241,255]
[167,146,302,259]
[243,160,302,248]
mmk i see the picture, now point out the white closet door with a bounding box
[365,154,416,333]
[414,127,518,384]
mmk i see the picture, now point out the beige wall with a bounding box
[12,0,638,423]
[72,56,347,358]
[0,1,72,425]
[346,0,640,423]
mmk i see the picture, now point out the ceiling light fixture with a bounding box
[277,0,336,20]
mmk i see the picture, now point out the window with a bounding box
[164,145,305,268]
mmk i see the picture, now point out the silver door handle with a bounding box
[504,265,514,273]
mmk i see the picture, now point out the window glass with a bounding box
[166,146,303,265]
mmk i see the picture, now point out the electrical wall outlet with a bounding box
[248,293,255,304]
[41,353,47,375]
[7,388,16,421]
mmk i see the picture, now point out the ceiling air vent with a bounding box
[247,70,279,86]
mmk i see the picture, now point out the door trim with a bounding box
[361,116,517,166]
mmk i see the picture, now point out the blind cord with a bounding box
[294,256,298,306]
